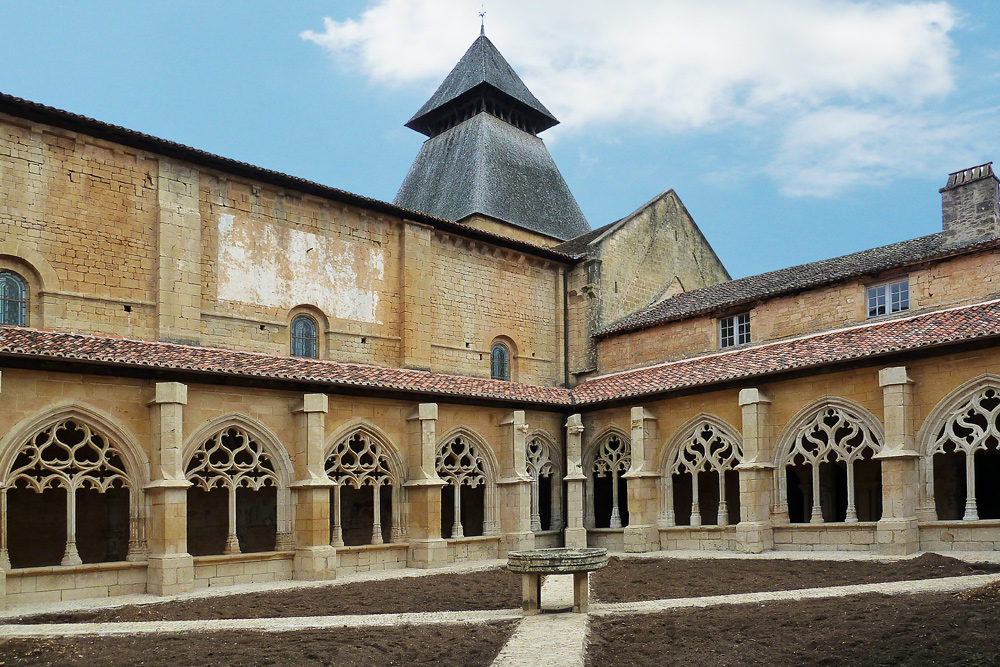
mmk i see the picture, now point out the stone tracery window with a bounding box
[2,419,136,568]
[186,427,280,555]
[436,435,496,538]
[663,420,742,527]
[782,405,882,523]
[589,434,630,529]
[929,386,1000,520]
[526,435,562,532]
[326,431,403,546]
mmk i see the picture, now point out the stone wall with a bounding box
[597,247,1000,375]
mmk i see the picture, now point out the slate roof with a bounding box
[574,298,1000,404]
[552,220,620,257]
[406,33,558,136]
[599,232,1000,336]
[3,300,1000,407]
[394,113,590,241]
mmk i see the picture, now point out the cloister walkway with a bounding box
[3,551,999,667]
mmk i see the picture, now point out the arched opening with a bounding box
[928,385,1000,521]
[663,420,742,527]
[186,426,279,555]
[589,434,630,529]
[526,435,561,532]
[437,435,492,538]
[326,430,400,547]
[3,419,133,568]
[781,404,882,524]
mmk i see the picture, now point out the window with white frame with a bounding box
[719,312,750,349]
[867,279,909,318]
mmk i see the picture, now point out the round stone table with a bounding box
[506,547,608,615]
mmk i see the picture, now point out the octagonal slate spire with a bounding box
[395,33,590,242]
[405,32,558,138]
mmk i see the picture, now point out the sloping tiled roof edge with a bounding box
[574,299,1000,404]
[0,327,572,406]
[0,92,577,265]
[597,233,1000,337]
[2,300,1000,408]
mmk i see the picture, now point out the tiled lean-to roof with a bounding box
[2,300,1000,407]
[575,299,1000,404]
[599,233,1000,336]
[0,327,571,406]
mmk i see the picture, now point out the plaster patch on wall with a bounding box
[217,214,383,323]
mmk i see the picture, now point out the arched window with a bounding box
[526,435,562,531]
[3,419,132,568]
[186,427,279,555]
[589,434,631,528]
[928,385,1000,520]
[490,342,510,381]
[0,271,27,326]
[437,435,495,538]
[781,404,882,524]
[291,315,318,358]
[326,431,402,546]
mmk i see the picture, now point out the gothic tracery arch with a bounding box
[436,428,498,539]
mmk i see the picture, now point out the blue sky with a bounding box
[1,1,998,279]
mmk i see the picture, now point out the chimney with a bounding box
[940,162,1000,245]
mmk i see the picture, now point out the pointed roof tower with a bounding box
[394,32,590,243]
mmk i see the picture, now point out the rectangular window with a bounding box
[867,280,909,318]
[719,312,750,348]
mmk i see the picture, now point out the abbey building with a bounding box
[1,33,999,607]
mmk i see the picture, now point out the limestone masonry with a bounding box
[1,33,999,607]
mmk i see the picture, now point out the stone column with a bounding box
[400,220,433,371]
[623,407,660,552]
[404,403,447,567]
[875,367,920,555]
[291,394,338,580]
[145,382,194,596]
[497,411,534,555]
[736,388,775,553]
[564,414,588,548]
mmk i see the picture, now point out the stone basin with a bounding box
[506,548,608,614]
[506,547,608,574]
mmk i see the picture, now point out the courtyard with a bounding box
[1,551,999,666]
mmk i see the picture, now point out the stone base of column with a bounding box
[623,524,659,553]
[0,568,6,610]
[876,517,920,555]
[407,538,449,569]
[293,545,338,580]
[501,531,535,556]
[736,521,774,553]
[146,554,194,596]
[564,527,588,548]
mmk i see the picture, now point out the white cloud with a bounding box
[302,1,974,196]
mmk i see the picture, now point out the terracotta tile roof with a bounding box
[573,299,1000,404]
[598,233,1000,336]
[0,327,572,406]
[2,300,999,407]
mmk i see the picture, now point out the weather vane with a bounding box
[479,10,486,36]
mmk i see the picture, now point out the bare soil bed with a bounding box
[587,584,1000,667]
[592,552,1000,603]
[10,568,521,624]
[0,620,517,667]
